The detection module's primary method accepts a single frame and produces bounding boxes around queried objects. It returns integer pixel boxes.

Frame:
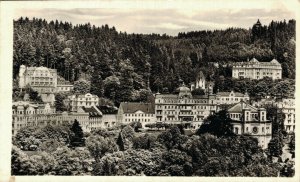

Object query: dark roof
[82,106,102,117]
[228,102,258,113]
[217,91,245,97]
[196,71,205,79]
[120,102,155,114]
[57,75,72,85]
[156,94,178,99]
[97,105,118,114]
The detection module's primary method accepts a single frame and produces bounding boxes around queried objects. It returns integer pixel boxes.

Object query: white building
[276,98,295,134]
[232,58,282,80]
[12,101,119,136]
[117,102,156,128]
[216,91,249,105]
[67,93,99,112]
[19,65,57,93]
[155,84,218,129]
[228,102,272,149]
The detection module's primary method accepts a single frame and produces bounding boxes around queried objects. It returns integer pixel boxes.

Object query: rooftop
[119,102,155,114]
[228,101,258,113]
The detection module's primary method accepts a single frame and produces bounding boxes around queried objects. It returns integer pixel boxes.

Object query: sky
[12,0,297,36]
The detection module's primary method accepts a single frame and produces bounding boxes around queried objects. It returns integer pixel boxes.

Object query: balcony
[178,112,193,117]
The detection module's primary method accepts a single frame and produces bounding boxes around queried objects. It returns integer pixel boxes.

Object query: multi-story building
[155,84,218,129]
[18,65,73,94]
[228,102,272,149]
[19,65,58,93]
[252,97,295,134]
[12,101,119,136]
[67,93,99,112]
[276,98,295,134]
[216,91,249,105]
[232,58,282,80]
[117,102,156,128]
[57,75,74,92]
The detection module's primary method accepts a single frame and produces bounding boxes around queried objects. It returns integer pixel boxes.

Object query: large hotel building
[154,84,218,129]
[232,58,282,80]
[18,65,73,94]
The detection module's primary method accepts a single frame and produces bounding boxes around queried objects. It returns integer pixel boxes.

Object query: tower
[18,65,26,89]
[195,71,206,90]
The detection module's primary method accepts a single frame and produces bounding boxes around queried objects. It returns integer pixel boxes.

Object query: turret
[19,65,26,89]
[258,108,266,121]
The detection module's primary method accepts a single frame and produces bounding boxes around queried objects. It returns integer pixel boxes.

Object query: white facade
[118,102,156,128]
[276,98,295,134]
[19,65,57,93]
[11,102,118,136]
[232,58,282,80]
[68,93,99,112]
[216,91,249,105]
[155,85,218,129]
[228,102,272,149]
[18,65,73,95]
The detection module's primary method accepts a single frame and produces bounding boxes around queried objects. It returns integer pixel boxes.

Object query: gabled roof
[156,94,178,99]
[119,102,155,114]
[249,58,259,63]
[270,59,280,65]
[217,91,245,97]
[82,106,102,117]
[12,101,38,109]
[196,71,205,79]
[57,75,72,85]
[228,101,258,113]
[97,105,118,114]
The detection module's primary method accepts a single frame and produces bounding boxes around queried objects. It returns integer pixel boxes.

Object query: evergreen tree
[116,132,125,151]
[70,119,85,147]
[196,110,235,137]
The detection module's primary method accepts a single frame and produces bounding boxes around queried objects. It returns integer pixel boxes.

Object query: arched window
[235,127,239,134]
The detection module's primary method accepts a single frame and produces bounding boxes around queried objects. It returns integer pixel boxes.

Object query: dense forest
[13,17,296,105]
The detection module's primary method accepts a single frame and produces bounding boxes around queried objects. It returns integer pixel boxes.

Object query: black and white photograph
[0,0,299,181]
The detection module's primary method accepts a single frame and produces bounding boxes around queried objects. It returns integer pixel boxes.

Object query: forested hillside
[13,17,295,105]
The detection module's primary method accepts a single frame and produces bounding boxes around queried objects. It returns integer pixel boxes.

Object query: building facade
[216,91,249,105]
[155,84,218,129]
[277,98,295,134]
[18,65,73,94]
[117,102,156,128]
[228,102,272,149]
[12,101,119,136]
[252,97,295,134]
[19,65,58,93]
[67,93,99,112]
[232,58,282,80]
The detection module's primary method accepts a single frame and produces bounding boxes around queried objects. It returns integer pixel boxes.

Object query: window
[252,127,258,134]
[235,127,239,134]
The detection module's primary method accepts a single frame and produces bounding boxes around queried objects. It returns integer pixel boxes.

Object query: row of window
[163,117,204,121]
[124,113,153,117]
[218,97,246,101]
[234,126,270,134]
[156,105,212,109]
[157,99,209,104]
[125,118,151,122]
[12,110,55,115]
